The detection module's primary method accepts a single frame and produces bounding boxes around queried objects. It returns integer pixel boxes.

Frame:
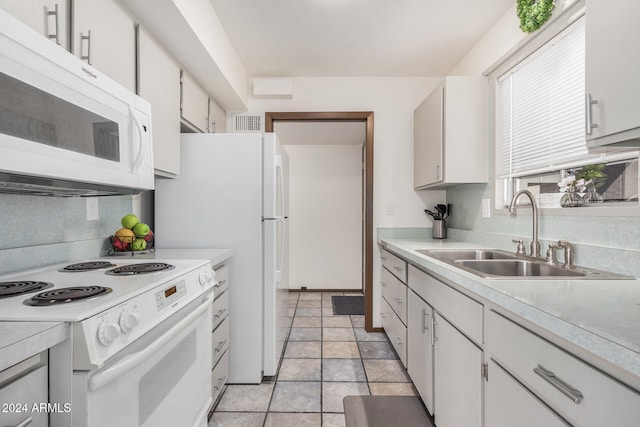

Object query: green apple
[133,222,150,237]
[121,214,139,229]
[131,238,147,251]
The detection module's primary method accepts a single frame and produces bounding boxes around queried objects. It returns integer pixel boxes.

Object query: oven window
[0,71,120,161]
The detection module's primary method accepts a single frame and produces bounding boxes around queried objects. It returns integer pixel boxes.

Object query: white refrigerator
[154,133,290,384]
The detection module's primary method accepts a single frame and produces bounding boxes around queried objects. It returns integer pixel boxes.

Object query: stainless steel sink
[416,249,516,261]
[416,248,632,280]
[455,259,585,278]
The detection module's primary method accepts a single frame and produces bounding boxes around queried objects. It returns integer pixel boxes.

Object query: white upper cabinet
[137,26,181,177]
[0,0,70,50]
[181,70,210,133]
[414,76,488,189]
[585,1,640,149]
[71,0,136,92]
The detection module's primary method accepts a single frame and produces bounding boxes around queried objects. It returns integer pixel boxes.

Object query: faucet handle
[546,244,560,264]
[512,239,526,255]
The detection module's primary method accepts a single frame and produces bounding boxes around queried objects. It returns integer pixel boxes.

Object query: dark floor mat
[331,295,364,315]
[344,396,433,427]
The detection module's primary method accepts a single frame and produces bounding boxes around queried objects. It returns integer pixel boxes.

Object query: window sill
[494,203,640,217]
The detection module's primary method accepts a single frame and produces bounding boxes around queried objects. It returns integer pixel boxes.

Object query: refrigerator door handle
[275,155,285,218]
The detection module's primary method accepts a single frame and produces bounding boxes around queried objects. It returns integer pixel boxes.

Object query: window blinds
[498,16,588,179]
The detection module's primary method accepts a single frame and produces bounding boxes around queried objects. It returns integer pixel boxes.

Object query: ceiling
[209,0,514,77]
[274,121,366,145]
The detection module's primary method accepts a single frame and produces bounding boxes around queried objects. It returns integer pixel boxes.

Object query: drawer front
[211,350,229,407]
[409,265,483,344]
[211,289,229,331]
[381,298,407,367]
[212,317,230,367]
[381,267,407,324]
[0,364,49,427]
[381,249,407,283]
[487,310,640,427]
[213,265,229,297]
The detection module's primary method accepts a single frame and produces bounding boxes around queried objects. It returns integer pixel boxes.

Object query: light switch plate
[386,203,395,215]
[482,198,491,218]
[86,198,99,221]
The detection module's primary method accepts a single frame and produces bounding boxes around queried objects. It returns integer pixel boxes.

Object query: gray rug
[332,295,365,315]
[344,396,433,427]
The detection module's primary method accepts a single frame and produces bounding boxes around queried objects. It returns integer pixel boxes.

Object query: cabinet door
[181,70,210,133]
[485,359,569,427]
[414,82,443,188]
[137,26,181,177]
[72,0,136,92]
[407,290,434,415]
[434,313,482,427]
[0,0,70,50]
[208,97,227,133]
[585,1,640,142]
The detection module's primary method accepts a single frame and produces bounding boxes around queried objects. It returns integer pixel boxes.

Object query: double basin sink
[416,249,630,280]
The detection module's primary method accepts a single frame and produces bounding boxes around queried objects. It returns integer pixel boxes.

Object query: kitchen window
[493,10,639,209]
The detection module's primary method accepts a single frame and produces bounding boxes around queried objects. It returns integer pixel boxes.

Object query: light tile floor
[209,292,417,427]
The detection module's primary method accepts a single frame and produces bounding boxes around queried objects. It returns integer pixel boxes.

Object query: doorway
[265,112,377,332]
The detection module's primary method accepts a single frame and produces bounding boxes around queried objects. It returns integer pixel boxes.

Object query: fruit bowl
[107,231,155,256]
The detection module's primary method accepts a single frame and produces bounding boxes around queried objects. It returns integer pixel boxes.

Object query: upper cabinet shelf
[585,0,640,150]
[414,76,488,190]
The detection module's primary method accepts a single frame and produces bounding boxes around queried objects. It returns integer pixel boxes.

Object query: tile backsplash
[0,194,133,274]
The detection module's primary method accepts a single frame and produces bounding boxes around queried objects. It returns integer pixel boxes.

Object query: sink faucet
[508,190,541,258]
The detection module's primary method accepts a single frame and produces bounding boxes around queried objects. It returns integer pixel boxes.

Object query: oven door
[73,293,213,427]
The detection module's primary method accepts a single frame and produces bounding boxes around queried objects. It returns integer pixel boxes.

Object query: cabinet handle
[214,339,228,353]
[380,281,387,287]
[392,266,403,272]
[214,279,227,289]
[434,164,441,180]
[47,4,61,45]
[14,417,33,427]
[393,336,403,346]
[214,376,226,391]
[380,312,387,319]
[431,316,437,346]
[533,365,583,404]
[393,297,403,304]
[214,308,227,319]
[585,93,599,135]
[422,309,429,333]
[80,30,93,65]
[380,256,387,261]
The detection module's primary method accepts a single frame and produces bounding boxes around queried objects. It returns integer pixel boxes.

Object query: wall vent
[233,114,263,133]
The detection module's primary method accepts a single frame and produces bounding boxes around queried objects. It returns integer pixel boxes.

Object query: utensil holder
[432,220,447,239]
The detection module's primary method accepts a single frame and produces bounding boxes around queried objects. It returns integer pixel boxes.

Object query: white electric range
[0,257,216,427]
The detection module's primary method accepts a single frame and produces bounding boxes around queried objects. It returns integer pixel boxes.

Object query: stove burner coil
[0,281,54,298]
[105,262,175,276]
[23,286,113,306]
[61,261,117,272]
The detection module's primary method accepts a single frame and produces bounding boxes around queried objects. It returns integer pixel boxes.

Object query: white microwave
[0,9,153,196]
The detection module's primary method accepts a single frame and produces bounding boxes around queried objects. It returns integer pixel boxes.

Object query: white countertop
[0,321,70,371]
[379,236,640,390]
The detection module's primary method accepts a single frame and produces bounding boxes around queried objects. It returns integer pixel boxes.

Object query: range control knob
[97,320,121,346]
[119,311,141,333]
[198,268,214,287]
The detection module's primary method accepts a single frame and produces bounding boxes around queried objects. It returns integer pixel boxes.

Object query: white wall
[286,144,362,290]
[247,77,446,326]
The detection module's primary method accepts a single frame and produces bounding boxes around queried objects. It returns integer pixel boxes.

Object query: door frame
[265,111,378,332]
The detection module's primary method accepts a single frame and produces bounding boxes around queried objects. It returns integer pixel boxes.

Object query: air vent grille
[233,114,262,132]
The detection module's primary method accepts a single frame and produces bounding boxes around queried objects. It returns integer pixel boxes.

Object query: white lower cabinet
[434,313,483,427]
[407,289,434,415]
[210,264,229,411]
[381,298,407,367]
[486,309,640,427]
[0,353,49,427]
[486,358,569,427]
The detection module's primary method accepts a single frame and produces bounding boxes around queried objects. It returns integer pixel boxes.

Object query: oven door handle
[88,293,213,392]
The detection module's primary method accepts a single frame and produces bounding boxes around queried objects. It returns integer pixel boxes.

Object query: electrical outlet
[482,198,491,218]
[86,198,99,221]
[386,203,395,215]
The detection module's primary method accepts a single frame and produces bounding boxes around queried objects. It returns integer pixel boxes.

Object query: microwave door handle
[129,106,145,173]
[88,293,213,391]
